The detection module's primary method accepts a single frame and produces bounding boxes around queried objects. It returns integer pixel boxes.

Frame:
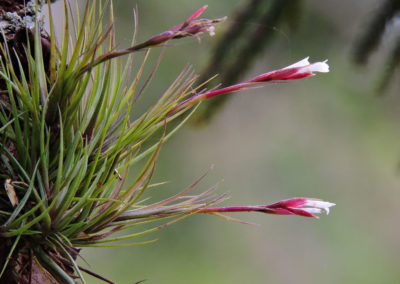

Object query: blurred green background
[51,0,400,283]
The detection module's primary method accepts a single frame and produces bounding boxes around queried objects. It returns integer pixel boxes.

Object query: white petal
[207,26,215,36]
[305,199,336,208]
[305,200,336,214]
[283,57,310,69]
[309,60,329,73]
[302,208,323,214]
[297,61,329,74]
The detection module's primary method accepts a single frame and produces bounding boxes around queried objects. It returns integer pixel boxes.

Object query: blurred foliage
[353,0,400,93]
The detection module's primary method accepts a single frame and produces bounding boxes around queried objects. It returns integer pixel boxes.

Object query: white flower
[284,57,330,74]
[301,208,324,215]
[304,199,336,215]
[207,25,215,36]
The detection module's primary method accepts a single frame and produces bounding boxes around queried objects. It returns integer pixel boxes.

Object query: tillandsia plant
[0,1,334,283]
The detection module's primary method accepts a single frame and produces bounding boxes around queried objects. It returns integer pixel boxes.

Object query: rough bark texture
[0,0,26,13]
[0,0,51,92]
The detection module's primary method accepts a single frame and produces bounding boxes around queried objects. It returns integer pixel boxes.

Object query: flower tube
[200,198,336,218]
[169,58,330,114]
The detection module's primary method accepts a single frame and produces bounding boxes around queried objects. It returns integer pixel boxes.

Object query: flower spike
[182,5,209,28]
[200,198,336,219]
[80,6,226,73]
[252,57,329,81]
[169,58,330,114]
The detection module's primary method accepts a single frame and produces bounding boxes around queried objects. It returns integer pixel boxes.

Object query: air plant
[0,1,333,283]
